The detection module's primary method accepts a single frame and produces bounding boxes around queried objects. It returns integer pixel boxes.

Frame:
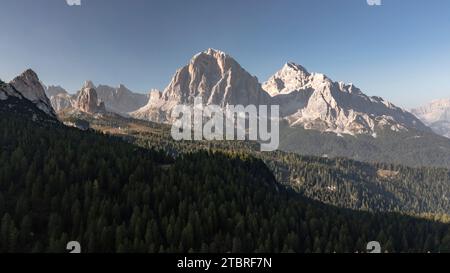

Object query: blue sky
[0,0,449,108]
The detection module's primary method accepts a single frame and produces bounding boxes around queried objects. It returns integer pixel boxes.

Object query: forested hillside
[1,114,450,253]
[279,123,450,168]
[63,113,450,216]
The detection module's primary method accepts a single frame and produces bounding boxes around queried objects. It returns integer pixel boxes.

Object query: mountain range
[127,49,450,168]
[44,81,148,115]
[131,49,428,138]
[3,49,450,168]
[38,48,441,141]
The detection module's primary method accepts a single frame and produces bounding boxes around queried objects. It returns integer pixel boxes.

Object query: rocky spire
[9,69,56,118]
[76,84,106,113]
[263,62,311,96]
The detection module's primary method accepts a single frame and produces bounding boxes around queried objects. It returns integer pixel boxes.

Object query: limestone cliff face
[1,69,58,122]
[131,49,271,122]
[9,69,56,118]
[45,85,75,112]
[50,93,74,112]
[263,63,311,96]
[95,84,148,114]
[76,82,106,114]
[265,63,429,135]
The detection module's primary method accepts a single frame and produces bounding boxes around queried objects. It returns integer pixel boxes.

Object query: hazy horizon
[1,0,450,108]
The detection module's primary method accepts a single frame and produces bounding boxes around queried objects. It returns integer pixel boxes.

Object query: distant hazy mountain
[45,85,75,112]
[46,85,68,98]
[96,84,148,114]
[411,99,450,138]
[45,81,147,115]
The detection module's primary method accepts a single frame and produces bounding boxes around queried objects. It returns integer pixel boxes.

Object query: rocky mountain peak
[83,80,96,89]
[46,85,68,97]
[76,85,105,114]
[196,48,228,60]
[186,48,238,83]
[18,69,40,82]
[147,49,268,112]
[263,62,311,96]
[148,89,161,102]
[118,84,128,91]
[264,63,429,135]
[132,49,272,122]
[284,62,310,74]
[95,84,147,114]
[9,69,56,117]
